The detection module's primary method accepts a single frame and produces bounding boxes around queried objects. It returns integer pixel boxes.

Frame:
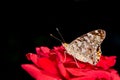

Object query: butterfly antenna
[50,34,62,43]
[56,27,66,43]
[55,28,67,62]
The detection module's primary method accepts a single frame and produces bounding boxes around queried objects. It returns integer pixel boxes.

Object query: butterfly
[50,28,106,65]
[62,29,106,65]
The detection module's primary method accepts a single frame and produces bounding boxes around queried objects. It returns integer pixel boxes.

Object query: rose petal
[21,64,60,80]
[66,68,90,76]
[84,70,111,80]
[89,70,111,79]
[69,77,94,80]
[109,69,120,80]
[36,46,50,57]
[36,47,43,55]
[40,46,50,53]
[55,51,75,63]
[58,62,70,79]
[53,46,65,51]
[97,56,116,69]
[64,62,77,68]
[21,64,43,79]
[55,51,64,62]
[36,75,60,80]
[67,68,112,79]
[26,53,38,65]
[37,57,59,76]
[53,46,74,62]
[69,69,120,80]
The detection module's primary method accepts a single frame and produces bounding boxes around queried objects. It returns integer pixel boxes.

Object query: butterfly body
[62,29,106,65]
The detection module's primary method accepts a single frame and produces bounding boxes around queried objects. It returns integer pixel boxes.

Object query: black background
[1,0,120,80]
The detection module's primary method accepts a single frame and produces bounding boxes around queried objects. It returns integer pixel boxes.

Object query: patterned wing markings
[62,29,106,65]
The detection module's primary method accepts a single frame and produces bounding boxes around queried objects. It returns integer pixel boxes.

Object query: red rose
[21,46,120,80]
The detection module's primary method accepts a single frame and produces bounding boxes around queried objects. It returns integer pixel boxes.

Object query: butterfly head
[62,43,68,48]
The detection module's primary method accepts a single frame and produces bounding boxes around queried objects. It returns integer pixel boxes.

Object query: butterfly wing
[63,29,106,65]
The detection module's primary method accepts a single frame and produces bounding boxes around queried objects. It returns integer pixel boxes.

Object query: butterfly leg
[63,51,67,62]
[73,57,80,68]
